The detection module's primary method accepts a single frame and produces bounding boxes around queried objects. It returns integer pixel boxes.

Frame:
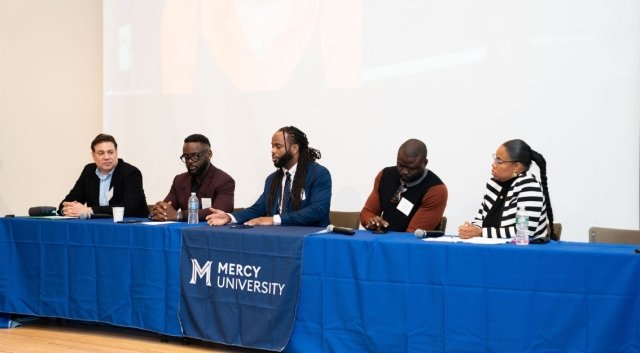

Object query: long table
[1,218,639,352]
[289,232,640,352]
[0,217,186,335]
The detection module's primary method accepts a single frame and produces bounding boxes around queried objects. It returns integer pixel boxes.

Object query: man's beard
[273,150,293,169]
[188,161,209,177]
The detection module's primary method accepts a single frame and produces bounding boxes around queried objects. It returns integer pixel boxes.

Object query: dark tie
[281,172,292,214]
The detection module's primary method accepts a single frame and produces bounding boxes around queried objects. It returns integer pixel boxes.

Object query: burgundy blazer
[163,164,235,219]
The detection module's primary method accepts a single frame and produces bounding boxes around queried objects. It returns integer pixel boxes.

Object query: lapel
[109,160,121,197]
[180,164,215,200]
[198,164,215,195]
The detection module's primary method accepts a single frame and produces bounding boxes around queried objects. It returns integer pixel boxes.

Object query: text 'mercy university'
[189,259,286,296]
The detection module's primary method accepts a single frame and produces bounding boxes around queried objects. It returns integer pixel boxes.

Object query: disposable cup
[112,207,125,222]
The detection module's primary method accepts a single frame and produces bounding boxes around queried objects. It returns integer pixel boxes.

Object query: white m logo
[189,259,212,287]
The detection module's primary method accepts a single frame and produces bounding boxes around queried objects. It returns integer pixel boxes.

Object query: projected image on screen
[104,0,640,241]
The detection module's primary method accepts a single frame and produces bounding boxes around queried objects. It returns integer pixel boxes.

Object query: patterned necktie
[281,172,292,214]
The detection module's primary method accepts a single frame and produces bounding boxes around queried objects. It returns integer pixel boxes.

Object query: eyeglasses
[390,183,408,204]
[492,154,517,165]
[179,150,209,163]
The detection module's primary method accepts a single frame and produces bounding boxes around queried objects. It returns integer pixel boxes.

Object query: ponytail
[531,149,556,240]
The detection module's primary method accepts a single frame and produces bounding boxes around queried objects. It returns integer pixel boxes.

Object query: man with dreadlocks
[206,126,332,227]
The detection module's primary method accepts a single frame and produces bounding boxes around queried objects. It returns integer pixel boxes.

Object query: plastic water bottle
[515,207,529,245]
[187,192,199,224]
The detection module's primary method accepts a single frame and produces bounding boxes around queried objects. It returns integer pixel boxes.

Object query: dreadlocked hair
[266,126,321,215]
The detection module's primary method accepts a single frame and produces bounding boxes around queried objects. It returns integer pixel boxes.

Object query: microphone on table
[414,229,444,239]
[327,224,355,236]
[79,213,91,220]
[28,206,57,217]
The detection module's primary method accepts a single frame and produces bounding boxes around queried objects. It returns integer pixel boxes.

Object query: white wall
[0,0,102,216]
[103,0,639,242]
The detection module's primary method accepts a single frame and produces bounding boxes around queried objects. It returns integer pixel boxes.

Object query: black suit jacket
[59,158,149,217]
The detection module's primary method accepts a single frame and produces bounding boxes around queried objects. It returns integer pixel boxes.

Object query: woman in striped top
[458,139,556,243]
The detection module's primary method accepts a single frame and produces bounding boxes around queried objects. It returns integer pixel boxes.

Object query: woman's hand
[458,222,482,239]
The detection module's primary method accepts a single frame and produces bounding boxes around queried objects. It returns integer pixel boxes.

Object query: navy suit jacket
[164,164,235,219]
[59,159,149,217]
[234,162,331,227]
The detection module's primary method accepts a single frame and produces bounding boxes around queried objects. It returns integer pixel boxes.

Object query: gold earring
[512,171,518,177]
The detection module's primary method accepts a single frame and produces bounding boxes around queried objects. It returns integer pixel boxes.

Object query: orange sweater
[360,170,448,232]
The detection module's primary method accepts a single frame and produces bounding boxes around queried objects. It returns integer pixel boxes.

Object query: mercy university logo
[189,258,213,286]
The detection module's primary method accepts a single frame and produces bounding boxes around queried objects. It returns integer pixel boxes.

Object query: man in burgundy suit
[149,134,235,221]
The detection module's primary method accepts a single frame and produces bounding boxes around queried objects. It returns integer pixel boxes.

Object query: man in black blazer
[59,134,149,217]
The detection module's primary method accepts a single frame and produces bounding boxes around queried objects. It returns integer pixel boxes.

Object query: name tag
[396,197,414,216]
[201,198,212,209]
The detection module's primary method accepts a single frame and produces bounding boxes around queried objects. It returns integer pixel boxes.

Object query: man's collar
[95,166,115,179]
[282,163,298,175]
[405,168,429,188]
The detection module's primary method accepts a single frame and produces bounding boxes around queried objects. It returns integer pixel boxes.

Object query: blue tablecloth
[2,218,640,352]
[180,225,320,351]
[0,217,187,336]
[286,232,640,353]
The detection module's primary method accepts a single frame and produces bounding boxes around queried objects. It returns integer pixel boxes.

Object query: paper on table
[142,221,178,225]
[423,236,511,245]
[423,236,457,243]
[463,237,511,245]
[33,215,77,220]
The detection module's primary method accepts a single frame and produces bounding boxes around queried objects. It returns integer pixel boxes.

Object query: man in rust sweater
[360,139,448,233]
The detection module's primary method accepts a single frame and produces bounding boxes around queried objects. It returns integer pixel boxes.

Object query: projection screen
[104,0,640,241]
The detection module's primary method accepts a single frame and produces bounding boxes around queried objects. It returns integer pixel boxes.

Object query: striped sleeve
[513,176,548,241]
[471,180,499,228]
[472,174,548,240]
